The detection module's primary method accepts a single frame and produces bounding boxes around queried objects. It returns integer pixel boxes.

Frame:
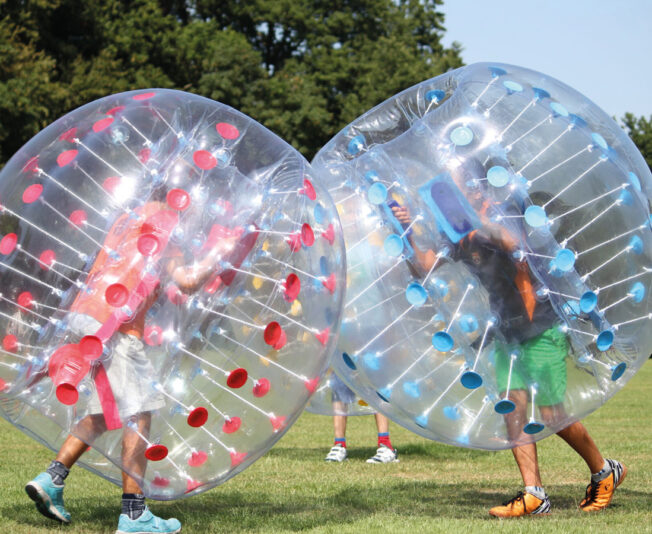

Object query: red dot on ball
[106,106,125,116]
[187,450,208,467]
[144,325,163,346]
[216,122,240,140]
[187,407,208,427]
[302,179,316,200]
[226,368,248,389]
[301,223,315,246]
[58,128,77,142]
[166,188,191,211]
[17,291,34,309]
[138,148,151,163]
[92,116,114,133]
[133,92,156,101]
[145,444,168,461]
[263,322,282,346]
[193,150,217,170]
[137,234,160,256]
[79,335,103,361]
[222,416,241,434]
[0,233,18,255]
[22,156,40,172]
[105,283,129,307]
[103,176,121,193]
[57,149,78,167]
[56,384,79,405]
[283,273,301,302]
[22,184,43,204]
[39,250,56,269]
[69,210,87,226]
[253,378,270,397]
[2,334,18,352]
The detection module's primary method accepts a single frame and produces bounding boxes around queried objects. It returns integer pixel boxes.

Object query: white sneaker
[366,445,399,463]
[325,444,347,462]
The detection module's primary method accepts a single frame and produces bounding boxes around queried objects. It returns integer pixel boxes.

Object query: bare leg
[556,421,604,474]
[56,414,107,468]
[333,414,347,439]
[501,389,542,487]
[122,413,151,493]
[374,413,389,433]
[537,404,604,474]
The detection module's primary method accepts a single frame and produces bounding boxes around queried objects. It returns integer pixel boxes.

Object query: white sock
[591,460,611,482]
[525,485,546,500]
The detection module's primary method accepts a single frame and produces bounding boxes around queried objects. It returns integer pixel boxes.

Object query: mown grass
[1,363,650,533]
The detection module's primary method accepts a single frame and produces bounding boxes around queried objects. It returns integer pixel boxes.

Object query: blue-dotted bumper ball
[311,63,651,450]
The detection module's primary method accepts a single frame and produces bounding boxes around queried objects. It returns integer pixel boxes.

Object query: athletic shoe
[25,472,71,523]
[580,459,627,512]
[489,491,551,518]
[325,444,347,462]
[116,507,181,533]
[366,445,399,464]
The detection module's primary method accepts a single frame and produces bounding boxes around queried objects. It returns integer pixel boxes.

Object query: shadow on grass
[3,481,647,532]
[267,443,491,462]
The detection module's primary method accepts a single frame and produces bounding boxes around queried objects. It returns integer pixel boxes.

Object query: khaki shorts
[68,313,165,418]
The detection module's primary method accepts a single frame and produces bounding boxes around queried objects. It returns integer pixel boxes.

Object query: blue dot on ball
[460,370,483,389]
[555,248,576,272]
[384,234,404,257]
[579,291,598,313]
[402,381,421,398]
[443,405,461,421]
[495,399,515,414]
[487,166,510,188]
[367,182,388,205]
[405,282,428,307]
[459,314,478,333]
[342,352,357,370]
[347,134,365,155]
[523,421,545,434]
[611,362,627,381]
[630,282,645,303]
[596,330,614,352]
[432,331,454,352]
[524,205,548,228]
[450,126,474,146]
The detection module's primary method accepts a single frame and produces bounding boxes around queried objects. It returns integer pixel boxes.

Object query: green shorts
[494,327,568,407]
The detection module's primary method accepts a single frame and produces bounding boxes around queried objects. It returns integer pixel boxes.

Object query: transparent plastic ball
[305,367,375,416]
[312,63,651,450]
[0,89,345,498]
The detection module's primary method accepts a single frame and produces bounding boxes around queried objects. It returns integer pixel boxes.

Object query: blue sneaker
[116,507,181,533]
[25,472,71,523]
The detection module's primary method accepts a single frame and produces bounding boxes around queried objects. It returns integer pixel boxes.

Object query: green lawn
[1,363,650,533]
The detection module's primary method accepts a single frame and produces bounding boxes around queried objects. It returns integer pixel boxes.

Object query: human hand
[391,205,411,225]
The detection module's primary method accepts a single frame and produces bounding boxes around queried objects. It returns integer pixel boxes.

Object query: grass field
[0,363,650,533]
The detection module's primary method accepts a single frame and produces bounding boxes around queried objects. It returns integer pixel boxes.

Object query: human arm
[167,229,240,291]
[391,205,440,271]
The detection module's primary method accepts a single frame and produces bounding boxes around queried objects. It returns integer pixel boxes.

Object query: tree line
[0,0,649,168]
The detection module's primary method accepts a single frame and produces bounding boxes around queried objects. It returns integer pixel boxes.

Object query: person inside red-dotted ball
[25,197,243,533]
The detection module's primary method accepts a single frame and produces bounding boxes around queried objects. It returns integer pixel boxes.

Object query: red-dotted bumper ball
[0,89,345,498]
[311,63,652,450]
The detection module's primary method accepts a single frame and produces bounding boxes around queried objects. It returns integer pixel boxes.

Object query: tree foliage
[622,113,652,172]
[0,0,462,161]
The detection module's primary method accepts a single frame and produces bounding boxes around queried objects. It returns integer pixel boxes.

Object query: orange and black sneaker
[489,491,551,518]
[580,459,627,512]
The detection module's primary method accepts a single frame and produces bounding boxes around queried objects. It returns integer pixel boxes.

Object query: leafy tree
[186,0,463,155]
[0,9,66,163]
[622,113,652,172]
[0,0,462,162]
